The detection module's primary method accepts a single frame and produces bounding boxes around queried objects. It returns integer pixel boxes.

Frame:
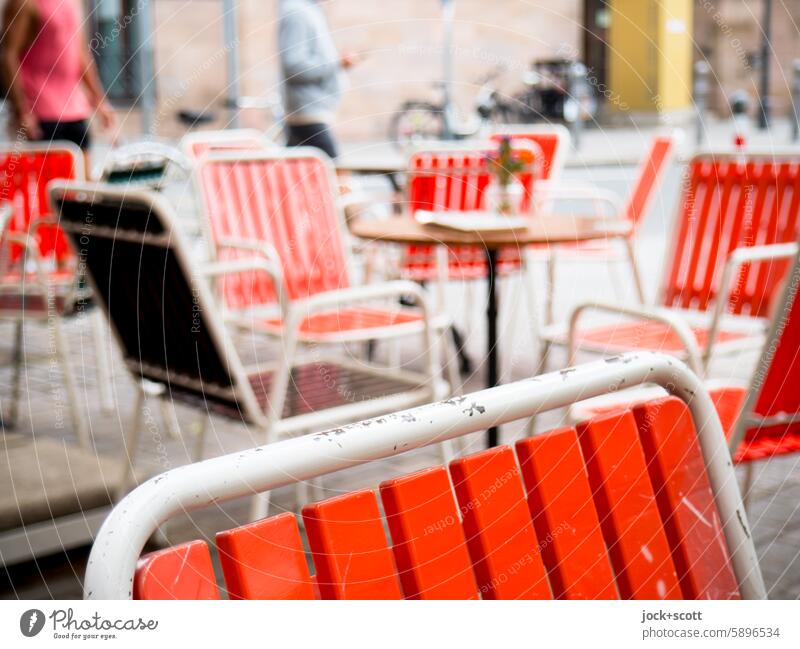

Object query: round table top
[349,215,631,248]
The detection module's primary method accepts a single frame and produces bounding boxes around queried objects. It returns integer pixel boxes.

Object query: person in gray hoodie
[278,0,356,158]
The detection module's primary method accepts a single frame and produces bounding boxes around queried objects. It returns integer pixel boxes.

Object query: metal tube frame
[84,351,765,600]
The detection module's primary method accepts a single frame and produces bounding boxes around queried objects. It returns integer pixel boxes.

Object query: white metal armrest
[200,256,289,320]
[0,231,53,300]
[567,301,703,374]
[285,280,437,331]
[705,242,800,365]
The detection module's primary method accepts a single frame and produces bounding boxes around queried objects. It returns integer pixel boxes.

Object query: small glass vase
[485,178,524,216]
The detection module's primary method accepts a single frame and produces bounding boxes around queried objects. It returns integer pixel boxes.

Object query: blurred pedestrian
[1,0,116,150]
[278,0,358,159]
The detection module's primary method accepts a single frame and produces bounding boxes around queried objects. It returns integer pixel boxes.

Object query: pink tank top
[20,0,92,121]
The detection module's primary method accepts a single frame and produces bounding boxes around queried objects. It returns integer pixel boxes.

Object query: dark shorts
[286,122,338,159]
[37,119,91,150]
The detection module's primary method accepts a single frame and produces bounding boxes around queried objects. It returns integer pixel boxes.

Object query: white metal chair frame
[95,140,192,189]
[533,131,677,319]
[193,148,461,397]
[83,351,765,600]
[0,142,113,445]
[50,181,451,519]
[543,151,800,378]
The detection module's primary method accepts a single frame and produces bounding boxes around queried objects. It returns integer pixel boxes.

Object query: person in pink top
[1,0,115,149]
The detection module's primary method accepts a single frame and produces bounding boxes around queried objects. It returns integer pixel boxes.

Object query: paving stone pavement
[2,162,799,599]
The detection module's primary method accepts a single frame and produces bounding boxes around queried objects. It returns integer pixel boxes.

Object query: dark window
[85,0,147,104]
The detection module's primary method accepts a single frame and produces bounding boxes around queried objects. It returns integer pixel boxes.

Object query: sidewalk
[337,117,800,172]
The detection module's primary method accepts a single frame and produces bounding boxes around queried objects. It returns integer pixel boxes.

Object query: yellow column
[607,0,693,116]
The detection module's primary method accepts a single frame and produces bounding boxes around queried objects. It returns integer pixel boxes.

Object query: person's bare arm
[1,0,40,137]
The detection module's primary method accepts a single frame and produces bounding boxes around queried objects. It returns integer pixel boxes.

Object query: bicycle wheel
[389,102,445,149]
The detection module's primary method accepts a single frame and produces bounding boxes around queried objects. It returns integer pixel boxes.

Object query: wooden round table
[350,215,632,447]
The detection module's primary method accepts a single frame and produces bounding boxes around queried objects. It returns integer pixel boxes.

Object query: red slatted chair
[570,243,800,509]
[542,152,800,376]
[194,149,459,396]
[84,352,764,600]
[534,134,675,309]
[0,143,111,444]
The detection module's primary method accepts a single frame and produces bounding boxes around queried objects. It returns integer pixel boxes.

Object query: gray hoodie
[278,0,343,125]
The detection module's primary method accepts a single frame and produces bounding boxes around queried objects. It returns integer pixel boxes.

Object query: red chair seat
[261,306,425,340]
[0,269,76,287]
[570,320,750,355]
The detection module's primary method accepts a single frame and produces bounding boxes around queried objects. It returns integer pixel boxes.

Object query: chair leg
[118,387,146,499]
[522,253,543,363]
[304,473,325,504]
[545,250,558,326]
[3,320,24,429]
[500,274,524,383]
[192,416,209,463]
[52,317,90,448]
[608,257,626,304]
[439,438,457,463]
[91,309,115,413]
[250,490,272,521]
[158,397,182,441]
[295,478,310,510]
[624,237,646,304]
[442,325,463,397]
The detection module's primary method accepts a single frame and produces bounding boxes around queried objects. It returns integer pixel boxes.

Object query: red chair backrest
[407,146,537,215]
[196,152,350,310]
[622,134,674,229]
[0,144,82,263]
[732,252,800,460]
[660,154,800,317]
[402,145,538,279]
[133,397,741,600]
[187,139,265,161]
[489,129,566,182]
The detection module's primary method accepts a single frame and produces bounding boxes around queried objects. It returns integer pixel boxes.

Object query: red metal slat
[735,162,775,315]
[302,489,402,600]
[746,266,800,453]
[515,428,618,599]
[216,512,315,600]
[623,136,674,230]
[631,398,740,599]
[697,166,740,312]
[576,410,681,599]
[133,540,220,600]
[380,466,479,599]
[1,148,78,263]
[449,446,552,599]
[685,164,723,310]
[740,163,796,316]
[661,160,704,308]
